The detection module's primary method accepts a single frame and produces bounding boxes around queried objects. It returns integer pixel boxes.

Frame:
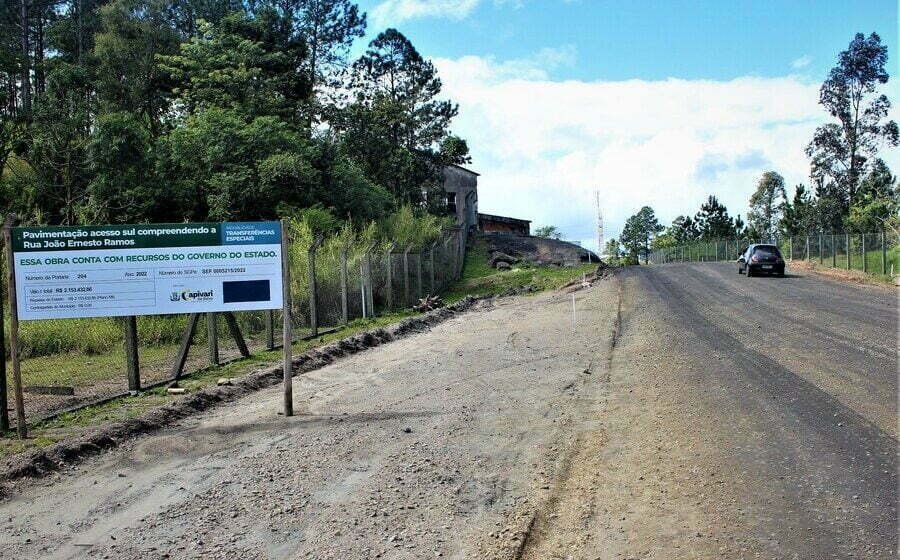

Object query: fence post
[818,234,823,265]
[339,243,349,325]
[309,236,323,337]
[206,313,219,366]
[429,242,437,295]
[2,214,25,439]
[805,235,810,260]
[385,244,395,310]
[359,259,367,318]
[846,233,851,270]
[265,310,275,350]
[365,243,375,315]
[862,234,867,273]
[415,249,423,300]
[402,244,412,306]
[281,219,293,417]
[882,231,888,275]
[442,235,452,289]
[0,241,7,432]
[125,316,140,393]
[831,233,836,268]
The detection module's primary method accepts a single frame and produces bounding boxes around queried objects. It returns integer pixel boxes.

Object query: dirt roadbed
[0,264,895,559]
[0,281,620,559]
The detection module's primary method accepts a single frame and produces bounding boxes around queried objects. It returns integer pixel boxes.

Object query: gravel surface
[0,281,619,560]
[0,263,895,559]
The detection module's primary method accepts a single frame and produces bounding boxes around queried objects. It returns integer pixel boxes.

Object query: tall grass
[3,207,455,360]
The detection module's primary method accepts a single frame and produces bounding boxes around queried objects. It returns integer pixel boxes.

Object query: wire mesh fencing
[1,225,464,431]
[649,231,900,278]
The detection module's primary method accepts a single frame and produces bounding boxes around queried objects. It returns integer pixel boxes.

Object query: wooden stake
[402,245,411,306]
[308,236,323,338]
[170,313,201,380]
[223,312,250,358]
[0,234,8,433]
[339,243,349,325]
[384,244,395,311]
[124,316,140,392]
[206,312,219,366]
[281,220,293,417]
[265,310,275,350]
[3,214,25,438]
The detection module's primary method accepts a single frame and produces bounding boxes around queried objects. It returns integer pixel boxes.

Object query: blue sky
[355,0,899,249]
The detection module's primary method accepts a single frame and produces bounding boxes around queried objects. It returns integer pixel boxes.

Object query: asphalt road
[613,262,897,558]
[0,263,896,559]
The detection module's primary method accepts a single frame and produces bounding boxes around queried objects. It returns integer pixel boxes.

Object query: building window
[446,192,457,214]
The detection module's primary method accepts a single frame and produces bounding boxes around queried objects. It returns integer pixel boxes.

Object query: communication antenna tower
[595,189,604,255]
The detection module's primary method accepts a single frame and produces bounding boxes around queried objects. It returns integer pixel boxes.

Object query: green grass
[445,238,599,301]
[0,240,593,459]
[0,311,416,458]
[786,244,899,280]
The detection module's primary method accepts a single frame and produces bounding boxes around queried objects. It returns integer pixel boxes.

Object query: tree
[25,61,93,224]
[747,171,786,240]
[779,184,815,236]
[341,28,460,204]
[604,237,625,266]
[694,195,733,239]
[620,206,663,264]
[160,108,323,221]
[158,10,309,124]
[86,111,164,223]
[439,135,471,165]
[806,32,899,204]
[732,214,746,237]
[292,0,366,125]
[651,231,677,249]
[846,159,898,232]
[93,0,180,135]
[604,237,621,258]
[534,225,561,239]
[669,215,698,243]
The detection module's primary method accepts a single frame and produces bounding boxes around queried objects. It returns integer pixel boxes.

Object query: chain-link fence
[648,231,900,278]
[1,225,464,431]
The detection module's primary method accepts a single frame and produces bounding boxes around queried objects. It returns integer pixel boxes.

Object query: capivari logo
[170,289,214,302]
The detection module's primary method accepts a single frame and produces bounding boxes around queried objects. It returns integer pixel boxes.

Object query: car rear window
[753,246,782,258]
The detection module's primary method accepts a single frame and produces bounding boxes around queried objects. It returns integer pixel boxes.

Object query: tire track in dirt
[495,275,624,560]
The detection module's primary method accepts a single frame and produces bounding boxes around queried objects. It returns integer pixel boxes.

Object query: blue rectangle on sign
[220,222,281,245]
[223,280,271,303]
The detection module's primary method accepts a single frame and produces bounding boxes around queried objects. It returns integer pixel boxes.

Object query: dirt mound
[483,233,601,268]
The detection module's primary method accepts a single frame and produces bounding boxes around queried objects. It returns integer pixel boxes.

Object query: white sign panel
[11,222,284,320]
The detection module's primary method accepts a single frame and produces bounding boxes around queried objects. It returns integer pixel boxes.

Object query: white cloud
[434,52,900,250]
[372,0,481,26]
[791,55,812,69]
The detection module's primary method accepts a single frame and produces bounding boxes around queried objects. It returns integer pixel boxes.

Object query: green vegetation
[638,34,897,270]
[1,310,414,459]
[0,1,470,226]
[2,235,597,459]
[445,239,597,301]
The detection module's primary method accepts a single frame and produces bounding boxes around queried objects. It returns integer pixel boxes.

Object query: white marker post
[571,293,577,334]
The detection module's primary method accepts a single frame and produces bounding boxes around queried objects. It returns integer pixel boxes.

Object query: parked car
[737,244,785,277]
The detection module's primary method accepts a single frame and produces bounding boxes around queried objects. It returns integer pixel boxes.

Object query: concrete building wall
[442,165,479,232]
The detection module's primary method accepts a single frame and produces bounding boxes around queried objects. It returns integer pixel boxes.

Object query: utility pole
[595,189,604,257]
